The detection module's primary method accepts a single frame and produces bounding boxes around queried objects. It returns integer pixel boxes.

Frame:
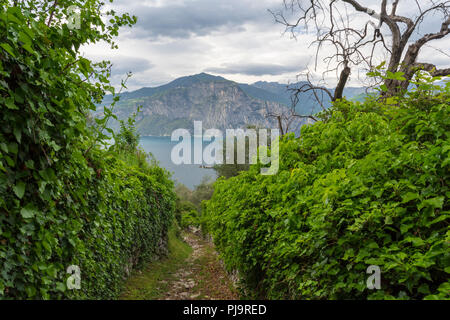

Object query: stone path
[162,232,238,300]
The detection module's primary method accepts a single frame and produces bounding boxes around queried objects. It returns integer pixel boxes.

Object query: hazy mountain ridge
[99,73,365,136]
[252,81,368,112]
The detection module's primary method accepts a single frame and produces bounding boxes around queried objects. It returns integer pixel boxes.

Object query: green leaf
[401,192,419,203]
[0,43,16,58]
[400,224,413,234]
[22,43,34,55]
[25,286,37,298]
[0,142,8,153]
[417,284,430,294]
[441,157,450,168]
[404,236,425,247]
[56,282,66,292]
[425,214,449,227]
[13,127,21,143]
[6,11,22,24]
[20,203,37,219]
[4,155,14,167]
[13,181,26,199]
[25,160,34,169]
[419,197,444,210]
[376,61,386,69]
[8,142,18,154]
[5,97,18,110]
[18,31,32,46]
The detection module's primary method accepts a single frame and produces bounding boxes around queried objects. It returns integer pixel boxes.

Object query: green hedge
[0,4,175,299]
[0,136,175,299]
[204,83,450,299]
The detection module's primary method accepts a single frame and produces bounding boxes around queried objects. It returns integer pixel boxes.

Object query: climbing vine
[0,1,175,299]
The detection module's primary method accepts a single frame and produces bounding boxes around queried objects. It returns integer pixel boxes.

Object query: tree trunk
[333,65,351,101]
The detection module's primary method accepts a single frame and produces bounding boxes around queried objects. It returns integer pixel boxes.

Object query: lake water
[139,136,217,189]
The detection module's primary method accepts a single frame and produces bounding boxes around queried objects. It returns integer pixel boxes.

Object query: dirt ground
[121,231,238,300]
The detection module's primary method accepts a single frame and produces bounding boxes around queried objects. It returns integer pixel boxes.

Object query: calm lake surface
[139,136,217,189]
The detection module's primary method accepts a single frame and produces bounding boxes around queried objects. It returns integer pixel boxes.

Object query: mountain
[252,81,293,102]
[98,73,365,136]
[252,81,367,113]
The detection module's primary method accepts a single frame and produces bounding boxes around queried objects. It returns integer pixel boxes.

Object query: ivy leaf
[56,282,66,292]
[384,216,393,225]
[20,203,37,219]
[13,181,26,199]
[8,142,18,154]
[0,142,8,153]
[5,97,18,110]
[13,127,22,143]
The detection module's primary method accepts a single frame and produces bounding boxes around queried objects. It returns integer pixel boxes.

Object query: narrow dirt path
[121,231,238,300]
[163,232,238,300]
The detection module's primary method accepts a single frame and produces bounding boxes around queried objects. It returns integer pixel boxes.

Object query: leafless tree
[267,107,315,135]
[266,72,325,134]
[271,0,450,101]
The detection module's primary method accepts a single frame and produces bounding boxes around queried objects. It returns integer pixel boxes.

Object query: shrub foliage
[204,81,450,300]
[0,2,175,299]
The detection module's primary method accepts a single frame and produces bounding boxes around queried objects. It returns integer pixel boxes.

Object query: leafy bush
[174,177,215,231]
[204,81,450,300]
[0,2,175,299]
[175,200,197,227]
[180,209,200,230]
[174,195,203,230]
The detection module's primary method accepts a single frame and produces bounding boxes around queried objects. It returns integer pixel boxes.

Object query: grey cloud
[108,56,154,76]
[89,55,154,89]
[205,62,302,76]
[116,0,276,39]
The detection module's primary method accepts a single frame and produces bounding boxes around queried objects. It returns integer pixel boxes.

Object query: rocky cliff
[99,73,366,136]
[104,73,303,136]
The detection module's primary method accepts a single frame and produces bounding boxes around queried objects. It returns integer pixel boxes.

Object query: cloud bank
[82,0,450,91]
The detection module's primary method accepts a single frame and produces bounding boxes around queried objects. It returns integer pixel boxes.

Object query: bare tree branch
[272,0,450,99]
[47,0,58,27]
[413,62,450,77]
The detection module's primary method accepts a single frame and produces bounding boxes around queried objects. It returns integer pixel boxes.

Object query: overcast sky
[82,0,450,91]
